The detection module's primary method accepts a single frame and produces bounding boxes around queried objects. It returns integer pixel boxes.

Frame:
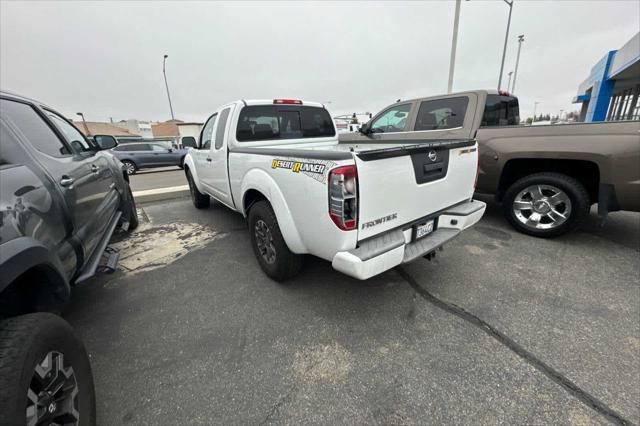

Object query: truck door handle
[206,157,212,162]
[60,176,74,186]
[91,164,99,173]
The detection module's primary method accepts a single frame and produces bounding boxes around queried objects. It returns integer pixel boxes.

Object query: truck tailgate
[354,140,478,241]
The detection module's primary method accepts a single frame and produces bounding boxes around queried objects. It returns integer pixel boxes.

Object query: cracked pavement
[64,195,640,425]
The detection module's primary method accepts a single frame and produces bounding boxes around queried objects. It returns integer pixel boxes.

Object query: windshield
[236,105,335,142]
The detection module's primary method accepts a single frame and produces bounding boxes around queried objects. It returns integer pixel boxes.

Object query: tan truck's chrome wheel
[513,184,572,230]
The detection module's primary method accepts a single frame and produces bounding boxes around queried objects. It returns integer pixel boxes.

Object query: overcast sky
[1,1,638,123]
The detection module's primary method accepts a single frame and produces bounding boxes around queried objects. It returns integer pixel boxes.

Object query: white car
[183,99,485,281]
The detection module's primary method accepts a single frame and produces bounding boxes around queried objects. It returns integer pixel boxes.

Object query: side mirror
[168,148,173,153]
[359,123,371,135]
[181,136,197,149]
[93,135,118,150]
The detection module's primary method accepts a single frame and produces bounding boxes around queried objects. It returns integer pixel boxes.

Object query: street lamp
[497,0,514,91]
[76,112,90,136]
[511,34,525,94]
[506,71,514,93]
[447,0,462,94]
[162,54,175,121]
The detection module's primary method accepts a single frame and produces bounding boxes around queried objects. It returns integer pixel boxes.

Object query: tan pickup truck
[340,90,640,237]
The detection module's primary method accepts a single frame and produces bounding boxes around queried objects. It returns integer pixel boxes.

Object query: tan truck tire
[503,172,590,238]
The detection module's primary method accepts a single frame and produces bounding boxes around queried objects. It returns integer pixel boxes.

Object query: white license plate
[415,219,435,240]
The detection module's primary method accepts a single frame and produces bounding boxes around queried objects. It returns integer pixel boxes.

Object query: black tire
[248,200,303,282]
[502,172,590,238]
[122,160,136,175]
[124,182,139,231]
[186,169,210,209]
[178,156,186,169]
[0,313,96,426]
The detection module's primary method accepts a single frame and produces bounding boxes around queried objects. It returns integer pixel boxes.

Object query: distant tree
[526,117,533,125]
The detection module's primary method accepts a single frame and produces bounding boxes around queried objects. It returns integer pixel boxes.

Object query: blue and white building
[573,32,640,122]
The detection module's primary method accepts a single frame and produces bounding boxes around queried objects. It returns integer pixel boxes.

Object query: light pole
[533,101,540,122]
[497,0,514,91]
[447,0,462,94]
[162,54,175,121]
[76,112,90,136]
[511,34,525,94]
[506,71,513,93]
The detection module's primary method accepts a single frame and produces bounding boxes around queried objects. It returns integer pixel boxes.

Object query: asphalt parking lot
[64,194,639,425]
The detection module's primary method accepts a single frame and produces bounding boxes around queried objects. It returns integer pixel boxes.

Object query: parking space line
[395,266,634,426]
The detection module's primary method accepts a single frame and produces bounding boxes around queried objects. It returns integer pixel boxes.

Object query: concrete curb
[133,185,190,204]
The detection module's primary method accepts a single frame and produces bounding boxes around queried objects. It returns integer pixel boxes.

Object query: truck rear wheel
[186,169,210,209]
[0,313,96,426]
[248,200,303,282]
[503,172,590,238]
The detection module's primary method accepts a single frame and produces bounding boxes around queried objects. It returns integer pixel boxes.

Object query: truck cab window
[236,105,335,142]
[0,99,71,157]
[214,108,231,149]
[481,95,520,126]
[414,97,468,131]
[200,114,217,149]
[370,104,411,133]
[45,111,94,154]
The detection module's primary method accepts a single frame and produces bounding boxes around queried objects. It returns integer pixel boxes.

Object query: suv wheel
[0,313,96,426]
[122,160,136,175]
[248,200,303,281]
[186,169,210,209]
[503,172,590,238]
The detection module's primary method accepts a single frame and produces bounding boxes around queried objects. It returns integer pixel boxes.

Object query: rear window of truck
[236,105,335,142]
[482,95,520,126]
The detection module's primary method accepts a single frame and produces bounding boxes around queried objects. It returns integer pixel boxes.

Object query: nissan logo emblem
[428,150,437,162]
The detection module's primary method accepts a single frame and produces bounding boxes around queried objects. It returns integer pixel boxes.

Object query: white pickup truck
[183,99,486,281]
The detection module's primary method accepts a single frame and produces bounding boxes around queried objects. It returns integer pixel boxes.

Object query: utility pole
[447,0,462,94]
[497,0,514,91]
[76,112,90,136]
[162,54,175,120]
[511,34,525,94]
[533,101,540,122]
[506,71,513,93]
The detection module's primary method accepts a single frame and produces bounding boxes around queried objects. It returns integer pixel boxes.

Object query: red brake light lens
[273,99,302,105]
[498,90,511,96]
[328,165,358,231]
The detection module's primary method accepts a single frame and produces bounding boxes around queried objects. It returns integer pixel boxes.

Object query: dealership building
[573,32,640,122]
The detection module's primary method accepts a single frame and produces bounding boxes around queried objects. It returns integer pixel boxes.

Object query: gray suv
[111,142,187,175]
[1,90,138,425]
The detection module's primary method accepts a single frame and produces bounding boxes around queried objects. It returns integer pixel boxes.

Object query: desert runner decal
[270,158,337,184]
[272,159,326,174]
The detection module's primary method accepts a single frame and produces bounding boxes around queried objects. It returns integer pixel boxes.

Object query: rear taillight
[328,165,358,231]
